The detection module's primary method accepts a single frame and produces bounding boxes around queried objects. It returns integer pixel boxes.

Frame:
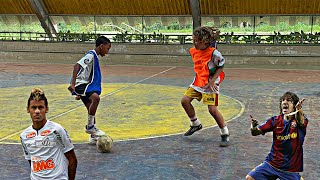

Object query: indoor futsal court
[0,60,320,179]
[1,0,320,179]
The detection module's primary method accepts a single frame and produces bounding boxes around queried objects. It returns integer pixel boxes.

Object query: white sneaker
[89,134,98,145]
[85,125,106,136]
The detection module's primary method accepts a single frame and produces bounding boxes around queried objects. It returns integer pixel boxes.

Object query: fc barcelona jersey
[258,114,308,172]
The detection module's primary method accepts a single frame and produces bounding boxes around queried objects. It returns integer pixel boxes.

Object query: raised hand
[250,115,259,128]
[295,98,305,111]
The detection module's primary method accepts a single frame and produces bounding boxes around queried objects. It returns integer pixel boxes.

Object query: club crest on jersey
[26,132,36,138]
[35,137,56,147]
[84,58,89,64]
[291,120,297,128]
[40,130,51,136]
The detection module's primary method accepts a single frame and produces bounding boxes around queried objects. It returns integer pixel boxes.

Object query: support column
[29,0,57,38]
[189,0,201,30]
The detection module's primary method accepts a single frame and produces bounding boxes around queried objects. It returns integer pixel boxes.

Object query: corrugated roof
[0,0,319,15]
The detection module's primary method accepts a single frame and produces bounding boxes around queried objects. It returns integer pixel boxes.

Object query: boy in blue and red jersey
[246,92,308,180]
[209,27,220,49]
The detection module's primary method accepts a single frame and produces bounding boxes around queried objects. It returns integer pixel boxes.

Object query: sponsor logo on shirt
[84,58,89,64]
[207,98,215,101]
[32,158,55,173]
[276,132,297,140]
[40,130,51,136]
[26,132,36,138]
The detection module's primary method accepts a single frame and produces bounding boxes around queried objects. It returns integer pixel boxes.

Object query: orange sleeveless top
[189,47,215,87]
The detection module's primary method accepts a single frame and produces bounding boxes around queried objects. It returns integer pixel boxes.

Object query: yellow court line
[0,67,177,143]
[0,91,245,145]
[109,94,245,143]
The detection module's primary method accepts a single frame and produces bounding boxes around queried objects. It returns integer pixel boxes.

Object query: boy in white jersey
[20,88,77,180]
[68,36,111,144]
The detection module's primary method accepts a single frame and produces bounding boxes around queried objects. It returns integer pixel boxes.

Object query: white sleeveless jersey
[20,120,74,180]
[75,50,96,86]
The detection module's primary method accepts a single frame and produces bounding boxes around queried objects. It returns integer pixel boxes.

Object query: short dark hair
[27,88,48,108]
[279,91,299,113]
[96,36,111,47]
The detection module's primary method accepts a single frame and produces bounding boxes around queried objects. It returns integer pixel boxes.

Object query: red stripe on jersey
[259,115,307,172]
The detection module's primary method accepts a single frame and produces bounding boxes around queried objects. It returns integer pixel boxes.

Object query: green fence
[1,31,319,44]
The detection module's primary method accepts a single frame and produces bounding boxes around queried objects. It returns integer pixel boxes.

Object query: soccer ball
[96,135,113,153]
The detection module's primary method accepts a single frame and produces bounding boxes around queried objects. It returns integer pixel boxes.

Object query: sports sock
[190,117,201,126]
[87,115,95,127]
[220,125,229,135]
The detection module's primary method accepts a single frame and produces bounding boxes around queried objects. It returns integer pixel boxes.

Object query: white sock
[88,115,95,127]
[190,117,201,126]
[220,125,229,135]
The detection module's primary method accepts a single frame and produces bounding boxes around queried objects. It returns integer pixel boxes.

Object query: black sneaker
[184,124,203,136]
[220,134,230,147]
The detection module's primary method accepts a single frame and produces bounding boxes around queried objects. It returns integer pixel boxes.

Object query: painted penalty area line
[0,66,176,142]
[113,94,246,143]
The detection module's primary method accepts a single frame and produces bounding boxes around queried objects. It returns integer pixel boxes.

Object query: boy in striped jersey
[246,92,307,180]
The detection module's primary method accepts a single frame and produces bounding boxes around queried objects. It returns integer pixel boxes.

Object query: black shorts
[75,84,98,98]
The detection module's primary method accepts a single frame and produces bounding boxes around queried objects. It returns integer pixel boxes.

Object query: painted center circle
[0,83,243,143]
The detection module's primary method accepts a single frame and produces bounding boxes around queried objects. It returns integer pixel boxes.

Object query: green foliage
[56,32,97,42]
[276,22,291,32]
[1,16,320,44]
[143,22,193,34]
[292,22,311,32]
[255,23,276,32]
[204,21,215,27]
[113,31,133,43]
[0,21,43,32]
[145,22,163,32]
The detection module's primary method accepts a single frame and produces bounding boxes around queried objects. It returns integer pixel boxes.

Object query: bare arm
[64,149,77,180]
[250,115,264,136]
[211,67,223,83]
[203,67,224,91]
[67,64,81,93]
[295,98,306,126]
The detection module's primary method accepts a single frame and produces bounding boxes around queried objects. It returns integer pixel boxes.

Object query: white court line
[100,94,246,143]
[0,66,176,143]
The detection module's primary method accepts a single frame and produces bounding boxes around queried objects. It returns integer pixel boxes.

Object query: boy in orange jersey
[181,26,229,147]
